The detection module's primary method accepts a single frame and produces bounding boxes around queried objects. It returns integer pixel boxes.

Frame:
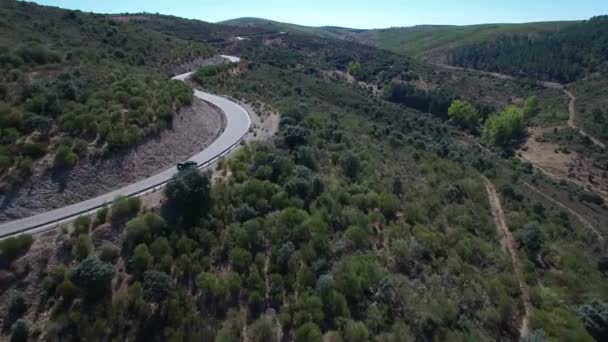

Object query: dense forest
[0,0,212,189]
[448,16,608,83]
[1,2,608,341]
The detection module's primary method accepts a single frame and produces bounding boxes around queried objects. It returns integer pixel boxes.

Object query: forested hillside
[1,2,608,342]
[0,0,212,189]
[448,16,608,83]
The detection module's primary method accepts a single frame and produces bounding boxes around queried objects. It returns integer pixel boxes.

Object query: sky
[31,0,607,29]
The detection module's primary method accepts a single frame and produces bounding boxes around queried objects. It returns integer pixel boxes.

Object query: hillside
[219,17,364,40]
[1,2,608,342]
[449,16,608,83]
[0,0,213,190]
[357,21,575,60]
[220,17,575,62]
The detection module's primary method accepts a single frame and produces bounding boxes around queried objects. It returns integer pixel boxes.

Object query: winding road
[0,55,250,238]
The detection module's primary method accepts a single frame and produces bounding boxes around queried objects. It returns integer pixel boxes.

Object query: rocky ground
[0,98,225,222]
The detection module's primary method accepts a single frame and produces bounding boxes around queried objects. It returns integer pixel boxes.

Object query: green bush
[73,215,91,235]
[0,234,33,268]
[142,270,171,303]
[111,196,140,221]
[72,234,93,261]
[54,145,78,168]
[21,142,47,159]
[71,257,114,299]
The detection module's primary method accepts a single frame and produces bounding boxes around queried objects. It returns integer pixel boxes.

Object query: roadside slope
[0,57,251,238]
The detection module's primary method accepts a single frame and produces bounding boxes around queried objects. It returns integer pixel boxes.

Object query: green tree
[229,247,252,274]
[164,168,211,226]
[71,257,114,299]
[130,244,152,274]
[343,320,369,342]
[295,322,323,342]
[142,270,171,303]
[482,105,525,147]
[284,125,308,150]
[448,100,480,130]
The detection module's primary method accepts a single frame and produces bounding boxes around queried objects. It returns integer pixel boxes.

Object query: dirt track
[435,63,605,149]
[483,177,531,338]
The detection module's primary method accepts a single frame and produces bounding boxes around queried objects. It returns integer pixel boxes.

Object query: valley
[0,1,607,341]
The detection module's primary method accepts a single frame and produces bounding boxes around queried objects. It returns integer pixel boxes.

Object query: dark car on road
[177,161,198,171]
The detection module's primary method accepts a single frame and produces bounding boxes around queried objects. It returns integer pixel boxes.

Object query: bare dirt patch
[0,97,225,222]
[520,127,608,201]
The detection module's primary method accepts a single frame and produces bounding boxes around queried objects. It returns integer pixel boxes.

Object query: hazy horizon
[30,0,605,29]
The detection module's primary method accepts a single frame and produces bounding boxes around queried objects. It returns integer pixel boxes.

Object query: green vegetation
[482,106,525,147]
[448,99,480,130]
[450,16,608,82]
[2,3,607,341]
[358,21,573,58]
[0,0,212,188]
[0,234,33,268]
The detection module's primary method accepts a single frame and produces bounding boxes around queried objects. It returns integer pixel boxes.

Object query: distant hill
[357,21,576,60]
[219,17,364,40]
[221,18,576,62]
[449,16,608,82]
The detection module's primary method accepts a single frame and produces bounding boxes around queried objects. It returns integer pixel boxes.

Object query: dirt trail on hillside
[483,177,531,338]
[521,180,604,241]
[435,63,606,149]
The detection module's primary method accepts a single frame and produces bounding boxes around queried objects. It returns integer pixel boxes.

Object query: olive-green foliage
[164,168,211,226]
[110,195,141,221]
[71,257,114,299]
[523,96,541,117]
[142,270,172,303]
[72,234,93,260]
[0,0,212,180]
[0,234,33,268]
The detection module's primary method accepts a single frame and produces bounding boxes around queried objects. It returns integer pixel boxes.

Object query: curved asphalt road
[0,56,250,238]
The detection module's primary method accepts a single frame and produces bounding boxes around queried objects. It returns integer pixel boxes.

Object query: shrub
[94,206,108,226]
[73,215,91,235]
[98,242,120,263]
[71,257,114,299]
[111,195,140,221]
[341,152,361,180]
[142,270,171,303]
[54,145,78,168]
[295,322,322,342]
[21,142,47,159]
[577,300,608,341]
[130,244,152,274]
[578,192,604,205]
[10,319,31,342]
[0,234,33,268]
[72,234,93,261]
